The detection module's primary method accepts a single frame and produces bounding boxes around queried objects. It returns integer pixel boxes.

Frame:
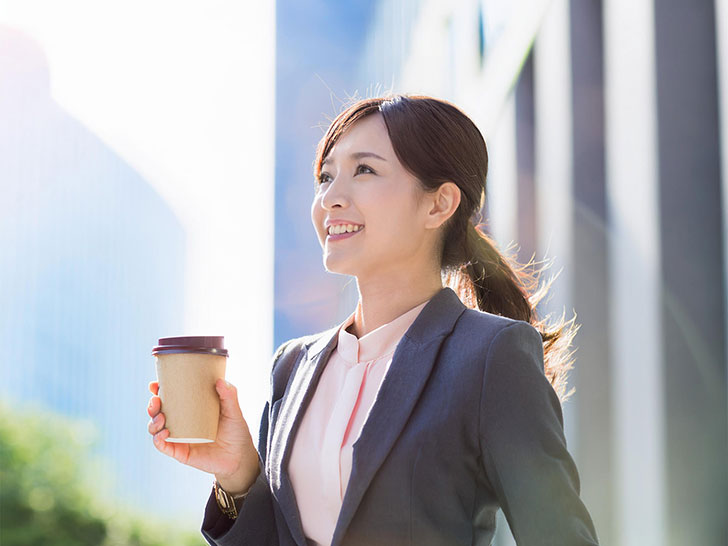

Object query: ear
[423,182,461,229]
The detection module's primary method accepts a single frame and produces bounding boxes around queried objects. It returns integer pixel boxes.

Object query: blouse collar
[336,298,430,367]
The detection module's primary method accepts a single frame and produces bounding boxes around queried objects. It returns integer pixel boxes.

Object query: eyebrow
[321,152,387,167]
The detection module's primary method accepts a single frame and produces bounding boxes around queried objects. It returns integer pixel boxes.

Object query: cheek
[381,192,423,233]
[367,205,423,252]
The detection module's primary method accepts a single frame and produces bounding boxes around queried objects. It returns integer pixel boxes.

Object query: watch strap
[213,480,250,520]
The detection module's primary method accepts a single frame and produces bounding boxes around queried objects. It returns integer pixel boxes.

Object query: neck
[350,268,443,338]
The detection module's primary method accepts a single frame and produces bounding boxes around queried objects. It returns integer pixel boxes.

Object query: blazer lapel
[267,326,339,546]
[330,287,467,546]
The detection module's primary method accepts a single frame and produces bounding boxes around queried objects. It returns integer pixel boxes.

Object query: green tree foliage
[0,400,205,546]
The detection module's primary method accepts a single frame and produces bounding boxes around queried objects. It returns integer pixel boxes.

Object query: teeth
[328,224,363,235]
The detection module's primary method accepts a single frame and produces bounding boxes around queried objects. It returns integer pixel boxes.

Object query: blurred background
[1,0,726,545]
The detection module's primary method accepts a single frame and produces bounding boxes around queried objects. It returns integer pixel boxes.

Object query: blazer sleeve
[478,321,600,545]
[200,339,298,546]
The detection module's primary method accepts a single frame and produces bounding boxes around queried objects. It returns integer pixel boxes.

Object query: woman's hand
[147,378,260,495]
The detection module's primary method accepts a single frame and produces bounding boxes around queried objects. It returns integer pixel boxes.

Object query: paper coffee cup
[152,336,229,443]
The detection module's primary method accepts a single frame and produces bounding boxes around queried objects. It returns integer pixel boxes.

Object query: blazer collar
[267,286,467,546]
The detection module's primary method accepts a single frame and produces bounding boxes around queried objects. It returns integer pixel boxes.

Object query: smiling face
[311,113,439,282]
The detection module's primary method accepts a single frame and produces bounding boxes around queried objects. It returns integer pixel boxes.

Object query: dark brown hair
[312,93,578,403]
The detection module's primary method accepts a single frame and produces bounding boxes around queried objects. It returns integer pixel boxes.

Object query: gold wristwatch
[213,480,250,520]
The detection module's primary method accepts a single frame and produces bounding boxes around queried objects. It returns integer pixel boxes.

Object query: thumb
[215,378,243,420]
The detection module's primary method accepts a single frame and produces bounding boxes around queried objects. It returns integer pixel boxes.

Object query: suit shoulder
[457,307,521,331]
[271,325,339,364]
[455,308,541,344]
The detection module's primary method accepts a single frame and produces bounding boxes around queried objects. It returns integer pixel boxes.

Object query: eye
[356,164,375,175]
[317,163,375,185]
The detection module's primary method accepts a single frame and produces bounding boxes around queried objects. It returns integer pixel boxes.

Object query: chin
[324,263,355,277]
[323,256,358,277]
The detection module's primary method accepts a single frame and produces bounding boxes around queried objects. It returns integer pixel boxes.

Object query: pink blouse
[287,299,430,546]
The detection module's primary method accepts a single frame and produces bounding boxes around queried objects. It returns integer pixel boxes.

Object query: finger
[215,379,243,421]
[147,395,161,418]
[152,428,174,456]
[153,429,191,464]
[148,412,165,435]
[149,381,159,395]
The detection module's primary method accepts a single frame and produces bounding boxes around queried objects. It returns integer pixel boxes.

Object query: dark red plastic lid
[152,336,229,357]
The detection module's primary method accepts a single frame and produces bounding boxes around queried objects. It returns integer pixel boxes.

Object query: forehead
[323,113,391,164]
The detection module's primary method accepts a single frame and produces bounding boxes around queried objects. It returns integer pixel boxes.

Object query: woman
[147,94,600,545]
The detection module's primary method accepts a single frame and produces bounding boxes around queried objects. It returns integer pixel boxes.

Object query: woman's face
[311,113,436,281]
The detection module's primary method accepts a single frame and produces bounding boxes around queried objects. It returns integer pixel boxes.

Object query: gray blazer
[201,287,599,545]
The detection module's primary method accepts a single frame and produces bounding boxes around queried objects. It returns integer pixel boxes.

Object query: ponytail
[442,220,578,404]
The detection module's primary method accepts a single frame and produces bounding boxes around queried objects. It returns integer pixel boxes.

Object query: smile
[327,224,364,235]
[327,225,364,241]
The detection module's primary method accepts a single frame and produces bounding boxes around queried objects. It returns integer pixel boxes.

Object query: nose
[319,176,349,211]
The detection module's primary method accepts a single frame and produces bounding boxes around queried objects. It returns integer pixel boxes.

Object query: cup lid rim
[152,345,229,356]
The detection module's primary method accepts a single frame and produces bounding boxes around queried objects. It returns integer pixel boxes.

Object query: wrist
[215,465,259,497]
